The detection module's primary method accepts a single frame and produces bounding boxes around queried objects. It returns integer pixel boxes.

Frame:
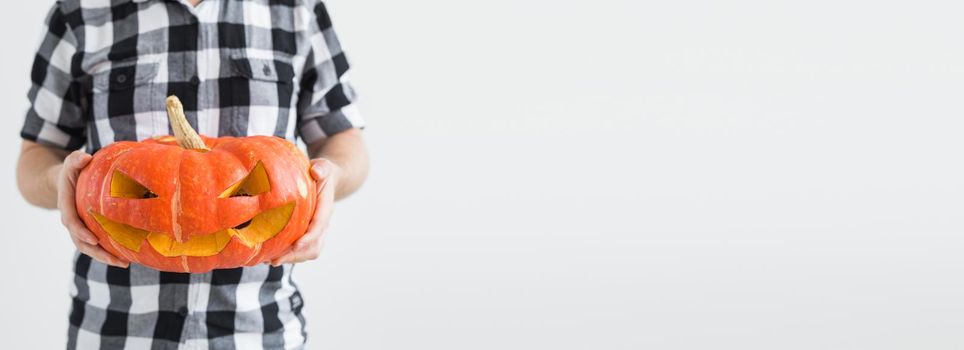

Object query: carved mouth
[89,202,296,257]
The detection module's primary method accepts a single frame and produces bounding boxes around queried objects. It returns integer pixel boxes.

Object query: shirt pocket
[222,55,298,138]
[89,60,162,121]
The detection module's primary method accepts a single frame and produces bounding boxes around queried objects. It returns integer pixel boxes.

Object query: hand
[270,158,340,266]
[57,151,129,268]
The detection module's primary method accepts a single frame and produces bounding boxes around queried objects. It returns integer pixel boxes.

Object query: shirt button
[262,64,272,76]
[177,306,189,317]
[116,74,128,83]
[189,76,200,86]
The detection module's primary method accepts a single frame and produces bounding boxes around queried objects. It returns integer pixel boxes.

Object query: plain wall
[2,0,963,349]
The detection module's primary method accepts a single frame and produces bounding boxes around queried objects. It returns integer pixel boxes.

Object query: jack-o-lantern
[75,96,317,273]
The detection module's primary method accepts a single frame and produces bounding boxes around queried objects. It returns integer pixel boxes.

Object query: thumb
[310,160,331,182]
[68,151,93,169]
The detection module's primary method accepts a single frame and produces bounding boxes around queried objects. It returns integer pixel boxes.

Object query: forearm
[307,128,369,200]
[17,140,68,209]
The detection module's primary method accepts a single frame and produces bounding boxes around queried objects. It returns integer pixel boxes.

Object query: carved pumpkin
[75,96,317,273]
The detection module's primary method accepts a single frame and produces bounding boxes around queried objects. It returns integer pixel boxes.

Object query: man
[15,0,368,348]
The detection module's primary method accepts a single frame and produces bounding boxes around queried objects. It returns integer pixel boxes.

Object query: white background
[2,0,964,349]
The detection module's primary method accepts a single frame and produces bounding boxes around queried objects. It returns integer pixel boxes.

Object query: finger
[67,221,99,245]
[262,247,291,265]
[73,235,129,264]
[68,151,93,169]
[270,250,297,266]
[76,241,129,268]
[63,152,93,183]
[272,244,315,266]
[270,254,293,266]
[289,233,317,259]
[306,183,334,232]
[59,152,97,244]
[274,236,326,266]
[271,250,309,266]
[295,216,329,252]
[60,151,91,195]
[57,167,73,210]
[298,189,333,251]
[295,220,327,249]
[278,159,337,265]
[60,196,98,245]
[309,160,331,183]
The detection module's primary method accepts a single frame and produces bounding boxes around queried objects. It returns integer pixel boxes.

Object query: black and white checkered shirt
[21,0,363,348]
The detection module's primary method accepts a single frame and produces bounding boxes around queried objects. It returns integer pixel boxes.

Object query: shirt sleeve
[296,1,364,145]
[20,3,87,151]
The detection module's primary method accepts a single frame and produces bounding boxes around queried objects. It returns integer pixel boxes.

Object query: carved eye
[110,170,158,199]
[219,161,270,198]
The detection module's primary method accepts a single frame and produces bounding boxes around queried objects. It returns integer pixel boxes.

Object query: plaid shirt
[21,0,363,348]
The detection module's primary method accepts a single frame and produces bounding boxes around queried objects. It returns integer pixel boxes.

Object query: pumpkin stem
[166,96,209,151]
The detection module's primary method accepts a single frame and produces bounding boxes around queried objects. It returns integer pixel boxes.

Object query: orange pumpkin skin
[75,135,317,273]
